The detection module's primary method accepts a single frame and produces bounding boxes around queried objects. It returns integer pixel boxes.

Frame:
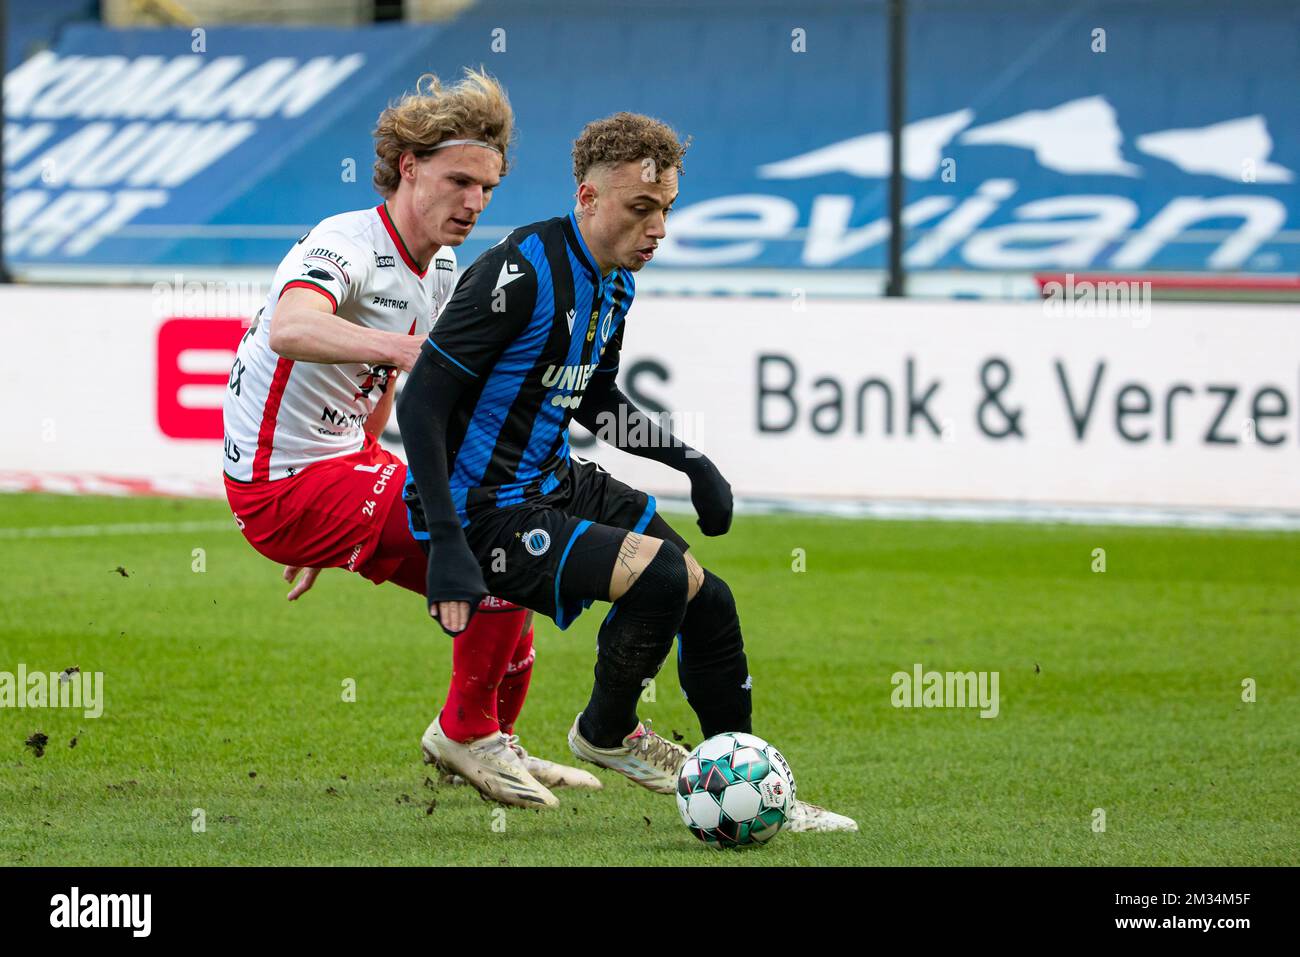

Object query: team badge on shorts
[522,528,551,556]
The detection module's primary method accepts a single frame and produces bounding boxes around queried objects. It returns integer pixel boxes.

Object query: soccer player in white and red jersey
[221,69,596,809]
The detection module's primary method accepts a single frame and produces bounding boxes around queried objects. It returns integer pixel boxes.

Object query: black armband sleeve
[397,345,460,533]
[396,345,488,623]
[573,375,706,476]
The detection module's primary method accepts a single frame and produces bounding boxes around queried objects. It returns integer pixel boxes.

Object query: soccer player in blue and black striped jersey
[399,113,855,832]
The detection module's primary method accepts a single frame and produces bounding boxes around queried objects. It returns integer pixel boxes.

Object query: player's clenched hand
[433,601,471,633]
[283,565,322,600]
[391,333,425,374]
[685,455,734,536]
[425,524,488,636]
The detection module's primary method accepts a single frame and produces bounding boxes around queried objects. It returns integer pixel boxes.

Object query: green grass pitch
[1,492,1296,866]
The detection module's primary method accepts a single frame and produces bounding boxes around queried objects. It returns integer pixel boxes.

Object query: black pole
[885,0,906,297]
[0,0,9,284]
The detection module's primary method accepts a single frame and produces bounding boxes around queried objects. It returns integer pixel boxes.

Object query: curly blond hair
[372,67,514,195]
[572,112,689,185]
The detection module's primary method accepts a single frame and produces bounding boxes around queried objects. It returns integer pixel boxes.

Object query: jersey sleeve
[595,323,624,376]
[429,246,458,327]
[424,241,537,384]
[280,228,372,314]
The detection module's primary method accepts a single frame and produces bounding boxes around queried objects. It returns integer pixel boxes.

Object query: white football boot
[506,735,603,790]
[424,730,602,791]
[567,715,688,794]
[785,800,859,833]
[420,713,558,809]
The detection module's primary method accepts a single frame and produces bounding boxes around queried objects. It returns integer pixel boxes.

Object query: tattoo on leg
[686,558,704,597]
[617,533,642,590]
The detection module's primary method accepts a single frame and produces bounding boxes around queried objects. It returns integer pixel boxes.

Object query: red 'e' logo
[156,317,246,439]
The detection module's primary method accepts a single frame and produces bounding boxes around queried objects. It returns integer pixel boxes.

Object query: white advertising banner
[2,286,1297,511]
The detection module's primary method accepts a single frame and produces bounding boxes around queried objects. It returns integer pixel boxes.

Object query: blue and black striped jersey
[407,212,634,528]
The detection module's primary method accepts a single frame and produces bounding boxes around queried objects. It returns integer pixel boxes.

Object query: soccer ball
[675,732,796,849]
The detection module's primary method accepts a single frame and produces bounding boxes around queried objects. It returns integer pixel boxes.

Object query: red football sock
[497,619,535,735]
[440,603,529,742]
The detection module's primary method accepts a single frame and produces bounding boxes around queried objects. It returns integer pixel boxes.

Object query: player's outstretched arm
[399,240,537,628]
[574,374,734,536]
[270,288,425,372]
[396,349,489,635]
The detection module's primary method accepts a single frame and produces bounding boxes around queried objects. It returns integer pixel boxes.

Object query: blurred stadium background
[2,0,1298,519]
[3,0,1299,871]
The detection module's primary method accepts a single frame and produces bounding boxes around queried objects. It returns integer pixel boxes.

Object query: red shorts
[225,434,525,616]
[224,433,420,586]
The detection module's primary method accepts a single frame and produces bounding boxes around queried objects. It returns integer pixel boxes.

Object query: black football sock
[677,569,753,737]
[577,541,690,748]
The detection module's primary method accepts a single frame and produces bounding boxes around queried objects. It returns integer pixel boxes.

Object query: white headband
[429,138,502,154]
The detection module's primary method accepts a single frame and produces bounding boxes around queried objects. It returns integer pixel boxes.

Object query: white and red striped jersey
[222,204,456,482]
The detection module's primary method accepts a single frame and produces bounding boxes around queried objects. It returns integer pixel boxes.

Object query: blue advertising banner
[4,2,1297,273]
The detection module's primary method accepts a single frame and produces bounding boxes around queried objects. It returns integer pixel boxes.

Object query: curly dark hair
[571,112,689,185]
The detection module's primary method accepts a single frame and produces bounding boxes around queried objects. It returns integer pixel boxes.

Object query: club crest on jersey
[522,528,551,556]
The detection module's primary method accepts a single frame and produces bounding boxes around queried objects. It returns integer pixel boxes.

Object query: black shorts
[460,458,690,629]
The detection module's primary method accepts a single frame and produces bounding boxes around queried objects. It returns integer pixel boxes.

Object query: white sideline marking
[652,496,1300,532]
[3,469,1297,534]
[0,520,237,540]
